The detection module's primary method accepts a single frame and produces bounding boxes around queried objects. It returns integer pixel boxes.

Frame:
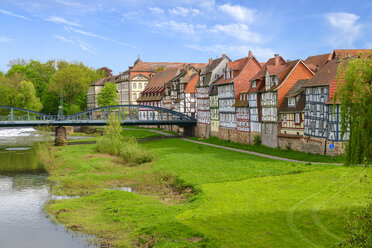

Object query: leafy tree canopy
[48,62,104,113]
[97,82,119,107]
[335,53,372,166]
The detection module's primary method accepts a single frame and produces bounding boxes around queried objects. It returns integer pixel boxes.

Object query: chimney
[274,54,279,65]
[209,58,213,65]
[248,50,252,58]
[186,64,190,75]
[222,54,226,58]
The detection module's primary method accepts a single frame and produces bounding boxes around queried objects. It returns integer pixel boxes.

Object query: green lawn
[45,134,371,247]
[67,129,164,144]
[188,136,345,163]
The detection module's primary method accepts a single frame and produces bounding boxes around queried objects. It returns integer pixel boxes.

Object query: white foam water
[0,127,38,137]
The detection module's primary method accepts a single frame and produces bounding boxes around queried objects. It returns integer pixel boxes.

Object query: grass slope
[45,134,371,247]
[189,136,345,163]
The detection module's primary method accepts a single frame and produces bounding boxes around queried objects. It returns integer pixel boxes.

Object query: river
[0,128,96,248]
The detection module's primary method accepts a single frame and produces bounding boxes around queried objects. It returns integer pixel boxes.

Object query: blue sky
[0,0,371,74]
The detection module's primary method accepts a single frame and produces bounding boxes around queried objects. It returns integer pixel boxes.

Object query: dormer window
[252,81,256,88]
[288,97,296,107]
[271,76,276,83]
[240,94,243,101]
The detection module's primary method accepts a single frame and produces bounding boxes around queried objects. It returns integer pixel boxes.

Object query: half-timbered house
[195,55,230,137]
[278,79,308,150]
[214,52,262,142]
[137,68,181,120]
[260,55,314,148]
[209,84,220,136]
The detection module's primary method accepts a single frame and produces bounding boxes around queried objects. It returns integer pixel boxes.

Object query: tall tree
[97,82,119,107]
[48,63,103,114]
[17,80,43,111]
[335,54,372,166]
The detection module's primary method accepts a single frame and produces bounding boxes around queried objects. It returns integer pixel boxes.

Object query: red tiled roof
[250,56,286,81]
[332,49,372,59]
[304,53,332,71]
[214,57,251,86]
[139,68,180,94]
[302,59,340,87]
[91,77,105,86]
[130,61,207,72]
[185,74,199,93]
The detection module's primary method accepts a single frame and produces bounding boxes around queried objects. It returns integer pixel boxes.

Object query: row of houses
[87,49,370,155]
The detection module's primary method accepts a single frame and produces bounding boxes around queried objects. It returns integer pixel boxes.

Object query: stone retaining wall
[196,123,211,138]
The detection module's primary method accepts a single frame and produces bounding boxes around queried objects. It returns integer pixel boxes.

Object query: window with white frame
[288,97,296,107]
[133,93,137,100]
[133,83,137,89]
[252,81,256,88]
[283,115,287,123]
[138,83,142,89]
[295,113,300,123]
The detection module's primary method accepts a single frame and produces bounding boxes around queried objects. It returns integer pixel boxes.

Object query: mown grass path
[45,130,371,247]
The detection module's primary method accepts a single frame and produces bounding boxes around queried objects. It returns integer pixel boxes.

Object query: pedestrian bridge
[0,105,197,127]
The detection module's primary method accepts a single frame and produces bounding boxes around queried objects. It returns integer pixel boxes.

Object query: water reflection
[0,127,96,248]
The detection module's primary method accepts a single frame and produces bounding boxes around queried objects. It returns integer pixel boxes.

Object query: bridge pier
[55,126,67,146]
[183,126,196,137]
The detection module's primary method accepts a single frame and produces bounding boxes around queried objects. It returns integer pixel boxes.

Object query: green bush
[253,134,261,146]
[96,114,154,164]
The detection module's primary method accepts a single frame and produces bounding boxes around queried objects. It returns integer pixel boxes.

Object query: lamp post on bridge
[58,88,64,120]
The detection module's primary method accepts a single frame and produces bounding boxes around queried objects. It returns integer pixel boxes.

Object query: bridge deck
[0,120,197,127]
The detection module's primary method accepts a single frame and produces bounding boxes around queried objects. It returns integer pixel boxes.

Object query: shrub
[96,114,154,164]
[35,128,56,173]
[253,135,261,146]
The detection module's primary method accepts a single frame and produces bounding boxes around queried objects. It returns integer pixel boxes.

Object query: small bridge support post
[55,126,67,146]
[183,126,195,137]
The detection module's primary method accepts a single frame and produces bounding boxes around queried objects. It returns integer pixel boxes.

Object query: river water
[0,128,95,248]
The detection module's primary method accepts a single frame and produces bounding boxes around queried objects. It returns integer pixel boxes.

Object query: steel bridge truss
[0,105,197,127]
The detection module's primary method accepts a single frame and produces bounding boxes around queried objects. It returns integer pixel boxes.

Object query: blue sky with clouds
[0,0,371,74]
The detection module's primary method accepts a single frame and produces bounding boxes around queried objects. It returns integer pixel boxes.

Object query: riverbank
[44,129,371,247]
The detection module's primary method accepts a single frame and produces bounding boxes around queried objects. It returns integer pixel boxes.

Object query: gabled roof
[214,57,251,86]
[129,73,149,80]
[139,68,180,95]
[304,53,332,71]
[130,61,207,73]
[332,49,371,59]
[302,59,339,87]
[184,74,199,93]
[286,79,308,97]
[251,56,286,81]
[279,91,306,113]
[91,78,105,86]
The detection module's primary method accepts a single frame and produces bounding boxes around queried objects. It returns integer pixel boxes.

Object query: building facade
[260,55,314,148]
[196,55,230,137]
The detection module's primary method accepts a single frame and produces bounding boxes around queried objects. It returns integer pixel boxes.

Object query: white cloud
[187,44,274,60]
[0,8,28,20]
[155,21,205,34]
[54,35,75,44]
[149,7,164,14]
[168,7,200,17]
[55,0,97,12]
[65,27,131,47]
[218,4,255,23]
[78,41,98,54]
[46,16,81,27]
[211,23,261,43]
[0,36,14,43]
[326,12,361,47]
